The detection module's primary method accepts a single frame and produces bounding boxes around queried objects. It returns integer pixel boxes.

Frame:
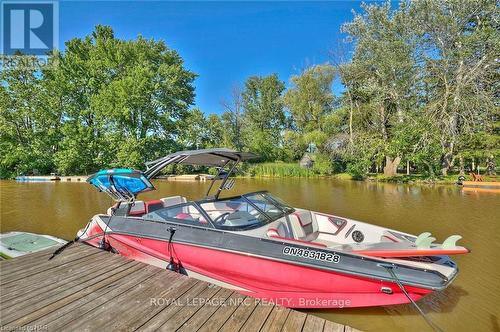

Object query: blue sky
[59,1,372,114]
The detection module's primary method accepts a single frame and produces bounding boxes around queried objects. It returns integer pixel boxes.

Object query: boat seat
[128,201,146,216]
[267,222,328,248]
[199,201,245,220]
[160,196,187,207]
[145,200,163,213]
[288,210,319,241]
[267,222,288,238]
[288,210,337,247]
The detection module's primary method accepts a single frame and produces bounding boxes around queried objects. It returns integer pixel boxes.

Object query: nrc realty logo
[1,0,58,56]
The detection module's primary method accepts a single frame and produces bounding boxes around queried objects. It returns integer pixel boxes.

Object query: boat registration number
[283,246,340,263]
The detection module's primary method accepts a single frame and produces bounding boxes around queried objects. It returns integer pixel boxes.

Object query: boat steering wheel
[212,212,231,225]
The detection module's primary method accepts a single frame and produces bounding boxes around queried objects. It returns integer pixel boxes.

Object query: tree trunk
[441,158,449,176]
[347,91,354,144]
[380,106,388,141]
[384,156,401,176]
[459,156,465,176]
[423,161,435,178]
[440,150,454,176]
[486,155,496,175]
[406,160,410,175]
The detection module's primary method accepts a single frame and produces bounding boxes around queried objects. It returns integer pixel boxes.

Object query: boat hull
[80,219,435,309]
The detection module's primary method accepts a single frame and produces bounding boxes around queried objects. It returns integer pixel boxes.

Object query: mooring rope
[382,264,444,332]
[49,220,91,260]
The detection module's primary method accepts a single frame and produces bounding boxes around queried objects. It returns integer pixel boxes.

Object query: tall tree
[220,86,245,150]
[242,74,285,160]
[284,64,336,133]
[0,56,60,177]
[411,0,499,175]
[178,108,207,149]
[51,25,196,173]
[340,1,418,176]
[283,64,335,155]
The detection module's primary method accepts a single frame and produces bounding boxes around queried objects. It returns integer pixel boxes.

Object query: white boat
[0,232,67,259]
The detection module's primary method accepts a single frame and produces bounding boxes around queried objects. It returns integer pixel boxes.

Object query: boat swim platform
[0,243,361,332]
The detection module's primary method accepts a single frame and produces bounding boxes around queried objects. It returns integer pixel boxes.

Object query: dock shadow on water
[1,178,499,332]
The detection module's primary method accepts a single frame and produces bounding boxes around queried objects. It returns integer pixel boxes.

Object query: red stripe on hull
[83,233,432,308]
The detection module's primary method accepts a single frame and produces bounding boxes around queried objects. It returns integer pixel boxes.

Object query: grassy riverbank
[244,162,326,178]
[9,162,496,185]
[241,162,497,184]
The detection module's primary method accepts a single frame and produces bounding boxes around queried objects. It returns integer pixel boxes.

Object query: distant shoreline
[6,172,497,186]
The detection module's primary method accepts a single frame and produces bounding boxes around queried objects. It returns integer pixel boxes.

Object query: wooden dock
[14,175,88,182]
[0,244,360,332]
[158,174,214,181]
[58,176,88,182]
[461,181,500,194]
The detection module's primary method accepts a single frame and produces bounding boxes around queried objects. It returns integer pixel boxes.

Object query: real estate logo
[1,0,58,64]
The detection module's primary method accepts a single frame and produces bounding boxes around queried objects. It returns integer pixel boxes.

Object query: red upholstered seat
[145,200,163,213]
[175,213,192,220]
[128,201,146,216]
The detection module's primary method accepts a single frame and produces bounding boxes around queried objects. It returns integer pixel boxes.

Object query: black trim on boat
[95,215,456,291]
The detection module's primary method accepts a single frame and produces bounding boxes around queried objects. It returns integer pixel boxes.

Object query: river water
[0,178,498,331]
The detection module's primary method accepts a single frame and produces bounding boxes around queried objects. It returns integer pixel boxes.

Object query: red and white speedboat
[77,148,469,309]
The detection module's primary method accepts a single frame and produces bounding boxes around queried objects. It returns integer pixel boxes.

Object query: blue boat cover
[87,168,155,200]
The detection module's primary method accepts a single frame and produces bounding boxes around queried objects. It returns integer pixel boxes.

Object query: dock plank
[177,287,234,332]
[282,310,308,332]
[259,305,292,332]
[101,275,200,331]
[136,281,209,332]
[302,314,326,332]
[1,250,123,309]
[217,294,259,332]
[34,265,160,330]
[323,319,347,332]
[196,291,246,332]
[1,253,132,324]
[156,284,221,331]
[239,300,275,332]
[59,271,178,331]
[0,243,359,332]
[1,250,113,301]
[0,244,96,279]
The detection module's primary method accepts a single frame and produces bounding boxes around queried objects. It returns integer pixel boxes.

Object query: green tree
[220,86,245,150]
[340,1,418,176]
[242,74,286,160]
[284,64,335,133]
[411,0,499,175]
[51,25,196,173]
[0,56,60,177]
[205,114,224,148]
[178,108,207,149]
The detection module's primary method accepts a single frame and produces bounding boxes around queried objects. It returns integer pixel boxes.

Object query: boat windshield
[142,191,294,231]
[198,192,294,230]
